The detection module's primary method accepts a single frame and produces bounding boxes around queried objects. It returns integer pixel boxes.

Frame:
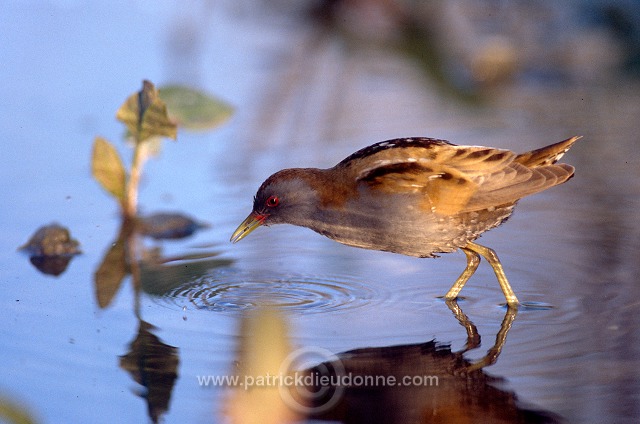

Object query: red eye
[266,195,279,208]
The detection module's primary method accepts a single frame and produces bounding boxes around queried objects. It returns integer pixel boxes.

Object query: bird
[231,136,580,306]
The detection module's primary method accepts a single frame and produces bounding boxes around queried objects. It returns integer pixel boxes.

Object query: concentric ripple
[160,270,383,314]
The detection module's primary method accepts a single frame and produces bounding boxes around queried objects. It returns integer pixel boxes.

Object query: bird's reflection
[297,301,560,424]
[95,217,561,423]
[445,299,516,371]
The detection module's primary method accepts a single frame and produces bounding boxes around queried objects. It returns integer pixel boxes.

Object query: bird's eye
[266,195,280,208]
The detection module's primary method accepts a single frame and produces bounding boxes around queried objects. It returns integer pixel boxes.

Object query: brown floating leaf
[92,136,126,204]
[19,223,81,257]
[137,212,209,240]
[19,223,81,276]
[116,80,177,143]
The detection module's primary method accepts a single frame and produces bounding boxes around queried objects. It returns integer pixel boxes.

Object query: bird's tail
[514,136,582,167]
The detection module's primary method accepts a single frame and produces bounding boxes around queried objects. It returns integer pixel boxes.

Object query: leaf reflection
[95,213,230,422]
[119,320,179,424]
[93,214,227,309]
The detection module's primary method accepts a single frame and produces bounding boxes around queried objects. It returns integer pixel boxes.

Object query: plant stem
[125,142,146,218]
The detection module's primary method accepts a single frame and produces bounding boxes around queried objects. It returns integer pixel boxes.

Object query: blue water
[1,1,639,423]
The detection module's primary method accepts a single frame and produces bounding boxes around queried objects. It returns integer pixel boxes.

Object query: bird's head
[230,168,322,243]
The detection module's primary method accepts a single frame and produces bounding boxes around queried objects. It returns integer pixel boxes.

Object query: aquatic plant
[91,80,232,218]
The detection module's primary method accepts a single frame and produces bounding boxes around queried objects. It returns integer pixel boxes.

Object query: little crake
[231,136,580,305]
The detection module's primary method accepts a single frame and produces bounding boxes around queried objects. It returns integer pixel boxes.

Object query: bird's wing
[464,163,574,211]
[355,143,517,215]
[463,137,579,211]
[356,141,574,215]
[514,136,581,167]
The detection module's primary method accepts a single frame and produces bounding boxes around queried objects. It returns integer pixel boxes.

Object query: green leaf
[159,85,234,131]
[92,136,126,203]
[116,80,177,142]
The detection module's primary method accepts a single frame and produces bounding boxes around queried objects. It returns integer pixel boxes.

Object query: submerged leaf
[159,85,234,130]
[116,80,177,142]
[92,136,126,203]
[140,253,233,296]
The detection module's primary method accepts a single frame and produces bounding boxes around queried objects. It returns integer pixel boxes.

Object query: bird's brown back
[334,136,580,216]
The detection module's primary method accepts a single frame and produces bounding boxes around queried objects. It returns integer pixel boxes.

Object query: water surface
[1,1,639,423]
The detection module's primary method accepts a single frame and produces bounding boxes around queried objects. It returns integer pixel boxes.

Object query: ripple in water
[162,270,382,314]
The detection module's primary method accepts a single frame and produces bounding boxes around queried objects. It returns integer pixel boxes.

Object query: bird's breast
[297,191,471,257]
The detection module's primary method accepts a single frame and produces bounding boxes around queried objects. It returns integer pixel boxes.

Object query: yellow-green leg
[444,247,480,301]
[444,241,520,306]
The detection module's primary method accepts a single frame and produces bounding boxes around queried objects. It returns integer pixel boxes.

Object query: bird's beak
[230,213,265,243]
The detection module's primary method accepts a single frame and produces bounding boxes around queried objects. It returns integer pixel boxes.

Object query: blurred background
[1,1,639,423]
